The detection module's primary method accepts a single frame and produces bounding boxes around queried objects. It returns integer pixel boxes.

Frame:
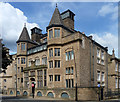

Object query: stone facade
[0,54,16,95]
[1,6,120,100]
[108,50,120,92]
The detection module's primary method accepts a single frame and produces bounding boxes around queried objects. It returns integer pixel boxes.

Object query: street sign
[97,84,100,88]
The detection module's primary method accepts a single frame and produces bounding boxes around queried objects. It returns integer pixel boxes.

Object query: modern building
[1,6,120,100]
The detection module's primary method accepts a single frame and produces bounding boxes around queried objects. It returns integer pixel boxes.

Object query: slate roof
[17,27,30,42]
[49,7,63,26]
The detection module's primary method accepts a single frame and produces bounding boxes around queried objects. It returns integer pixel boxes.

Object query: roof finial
[24,23,26,27]
[112,48,115,58]
[112,48,115,54]
[56,3,57,8]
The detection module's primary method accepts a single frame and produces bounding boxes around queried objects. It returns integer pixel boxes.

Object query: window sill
[66,74,73,75]
[66,59,74,62]
[97,63,105,66]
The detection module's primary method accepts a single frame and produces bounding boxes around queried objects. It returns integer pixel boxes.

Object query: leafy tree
[2,44,12,71]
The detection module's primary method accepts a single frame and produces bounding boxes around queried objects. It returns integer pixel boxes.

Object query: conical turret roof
[17,26,30,43]
[49,7,63,26]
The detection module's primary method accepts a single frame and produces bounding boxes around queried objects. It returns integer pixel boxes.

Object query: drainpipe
[92,41,95,86]
[118,62,119,95]
[106,49,108,93]
[89,40,92,86]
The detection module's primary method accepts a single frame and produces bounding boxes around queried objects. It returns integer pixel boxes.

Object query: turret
[16,24,30,55]
[47,6,63,41]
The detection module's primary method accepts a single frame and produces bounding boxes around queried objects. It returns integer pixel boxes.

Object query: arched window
[42,57,47,65]
[37,91,42,96]
[17,91,20,95]
[10,90,13,95]
[61,92,69,98]
[47,92,54,97]
[35,58,40,66]
[23,91,28,96]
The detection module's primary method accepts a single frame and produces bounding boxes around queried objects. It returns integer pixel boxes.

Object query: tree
[2,44,12,69]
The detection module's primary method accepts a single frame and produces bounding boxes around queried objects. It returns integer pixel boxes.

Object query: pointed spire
[112,48,115,58]
[49,6,63,26]
[17,25,30,43]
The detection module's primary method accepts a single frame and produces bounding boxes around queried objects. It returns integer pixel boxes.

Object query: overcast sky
[0,2,118,57]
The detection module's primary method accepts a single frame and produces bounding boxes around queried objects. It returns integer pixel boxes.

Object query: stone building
[108,49,120,92]
[1,6,120,100]
[0,51,16,95]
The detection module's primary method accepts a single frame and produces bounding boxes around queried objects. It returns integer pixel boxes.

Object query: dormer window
[49,29,53,39]
[54,28,60,38]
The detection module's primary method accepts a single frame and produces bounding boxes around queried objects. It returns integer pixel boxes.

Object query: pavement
[0,95,120,102]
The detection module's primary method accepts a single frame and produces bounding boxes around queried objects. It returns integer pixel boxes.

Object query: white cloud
[0,2,39,54]
[98,3,118,20]
[90,32,118,56]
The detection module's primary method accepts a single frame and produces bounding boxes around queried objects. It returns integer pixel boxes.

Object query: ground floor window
[23,91,28,96]
[10,90,13,95]
[47,92,54,97]
[17,91,20,95]
[37,91,42,96]
[61,92,69,98]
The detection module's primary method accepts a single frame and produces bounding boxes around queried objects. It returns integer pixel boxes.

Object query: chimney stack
[31,27,42,43]
[61,9,75,30]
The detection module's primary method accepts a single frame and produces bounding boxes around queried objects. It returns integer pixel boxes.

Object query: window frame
[55,60,60,68]
[35,58,40,66]
[21,58,25,64]
[49,29,53,39]
[54,28,60,38]
[49,61,53,68]
[55,48,60,56]
[49,48,53,57]
[97,71,100,81]
[21,43,25,51]
[55,75,60,81]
